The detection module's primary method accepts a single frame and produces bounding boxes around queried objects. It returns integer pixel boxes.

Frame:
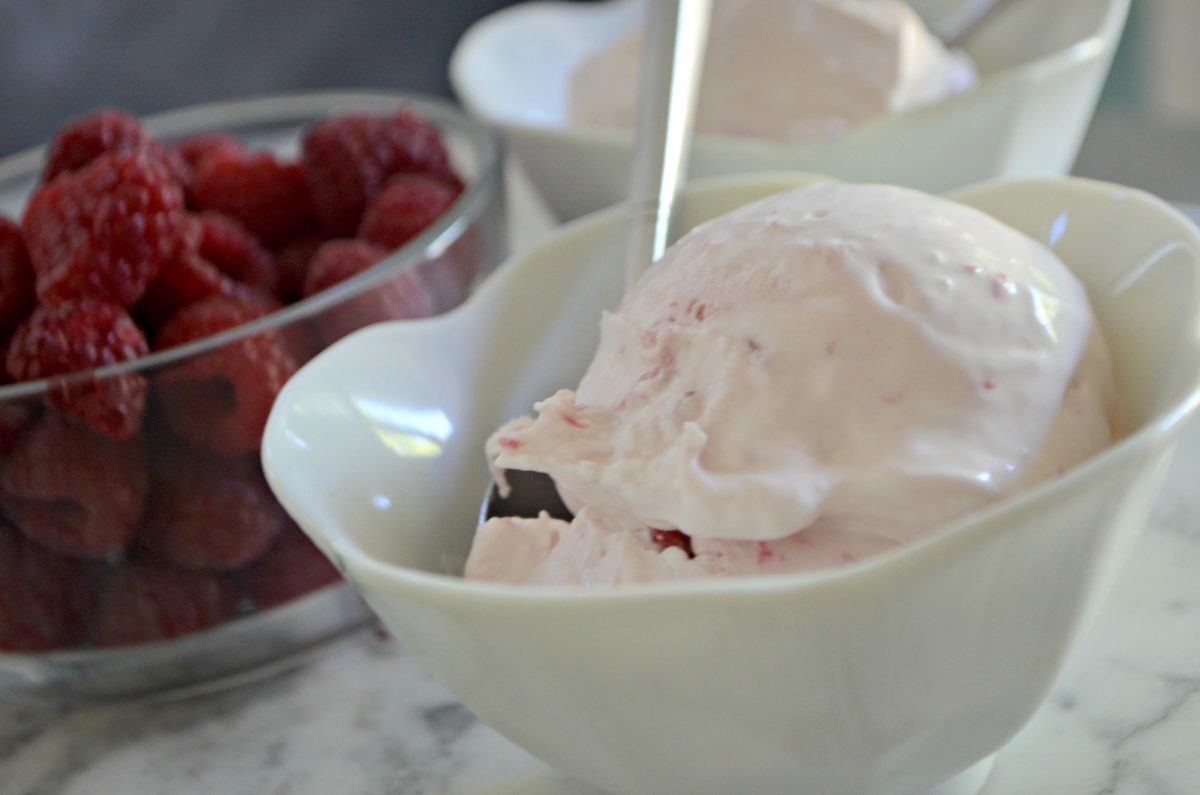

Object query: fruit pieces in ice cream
[465,183,1116,586]
[568,0,977,142]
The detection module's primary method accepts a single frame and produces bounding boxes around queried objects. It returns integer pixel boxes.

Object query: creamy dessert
[568,0,977,141]
[466,183,1115,586]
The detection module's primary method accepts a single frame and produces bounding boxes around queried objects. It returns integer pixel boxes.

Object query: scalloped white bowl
[263,174,1200,795]
[450,0,1131,221]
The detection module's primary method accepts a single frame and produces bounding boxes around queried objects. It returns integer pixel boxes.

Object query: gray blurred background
[0,0,519,152]
[0,0,1195,203]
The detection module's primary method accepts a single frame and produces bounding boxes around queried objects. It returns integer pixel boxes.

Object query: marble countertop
[2,180,1199,795]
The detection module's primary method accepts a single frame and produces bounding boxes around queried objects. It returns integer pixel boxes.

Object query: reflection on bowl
[451,0,1131,220]
[264,173,1200,795]
[0,91,506,703]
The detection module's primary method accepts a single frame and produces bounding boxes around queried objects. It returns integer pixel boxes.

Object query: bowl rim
[0,579,350,662]
[0,89,504,403]
[274,172,1200,605]
[449,0,1131,149]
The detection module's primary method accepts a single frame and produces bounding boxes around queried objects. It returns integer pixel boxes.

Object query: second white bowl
[451,0,1131,221]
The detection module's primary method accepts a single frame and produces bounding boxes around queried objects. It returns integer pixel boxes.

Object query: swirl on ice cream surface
[467,184,1115,585]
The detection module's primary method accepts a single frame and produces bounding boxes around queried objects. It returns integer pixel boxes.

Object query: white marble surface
[2,187,1200,795]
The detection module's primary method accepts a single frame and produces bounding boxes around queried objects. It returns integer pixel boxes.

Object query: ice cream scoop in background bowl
[450,0,1131,222]
[263,173,1200,795]
[0,91,506,703]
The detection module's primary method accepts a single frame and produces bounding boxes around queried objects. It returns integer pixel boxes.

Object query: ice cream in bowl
[262,173,1200,795]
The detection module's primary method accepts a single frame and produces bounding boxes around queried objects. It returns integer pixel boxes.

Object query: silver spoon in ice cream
[481,0,711,522]
[622,0,712,285]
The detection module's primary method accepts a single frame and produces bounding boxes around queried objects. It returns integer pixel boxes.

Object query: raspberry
[192,149,315,245]
[301,109,454,236]
[356,173,479,314]
[0,217,35,335]
[245,523,340,609]
[0,412,149,558]
[154,295,300,456]
[303,239,386,296]
[193,211,278,293]
[6,299,149,439]
[139,450,286,570]
[136,251,236,332]
[172,133,243,173]
[358,174,462,250]
[42,109,151,181]
[92,561,239,647]
[22,149,185,307]
[0,398,36,453]
[303,239,434,344]
[0,525,92,651]
[153,291,271,348]
[169,134,244,207]
[650,529,694,557]
[273,234,323,302]
[139,212,282,329]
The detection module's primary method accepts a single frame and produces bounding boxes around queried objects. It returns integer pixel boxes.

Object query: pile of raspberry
[0,107,474,652]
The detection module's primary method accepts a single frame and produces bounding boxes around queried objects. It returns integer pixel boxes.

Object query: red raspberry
[192,149,315,245]
[92,562,239,647]
[0,399,37,453]
[303,239,434,345]
[6,299,149,439]
[273,234,324,302]
[136,250,235,332]
[358,174,462,250]
[169,134,245,207]
[301,109,454,236]
[154,295,300,456]
[172,133,244,172]
[0,412,149,558]
[193,211,278,293]
[42,109,151,181]
[137,212,277,330]
[139,450,286,570]
[357,172,480,314]
[303,239,387,296]
[0,525,92,651]
[22,149,185,307]
[650,529,694,557]
[0,217,35,335]
[245,523,340,609]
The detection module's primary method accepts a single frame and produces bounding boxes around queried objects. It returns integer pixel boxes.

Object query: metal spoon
[623,0,712,287]
[480,0,711,523]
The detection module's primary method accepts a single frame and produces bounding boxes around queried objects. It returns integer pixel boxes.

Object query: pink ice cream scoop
[466,183,1116,586]
[569,0,977,142]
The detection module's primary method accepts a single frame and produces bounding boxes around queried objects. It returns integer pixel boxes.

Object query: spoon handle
[624,0,711,290]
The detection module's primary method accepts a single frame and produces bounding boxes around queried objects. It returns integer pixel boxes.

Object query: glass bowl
[0,90,506,703]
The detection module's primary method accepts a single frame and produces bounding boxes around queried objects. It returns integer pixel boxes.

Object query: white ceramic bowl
[450,0,1131,221]
[262,174,1200,795]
